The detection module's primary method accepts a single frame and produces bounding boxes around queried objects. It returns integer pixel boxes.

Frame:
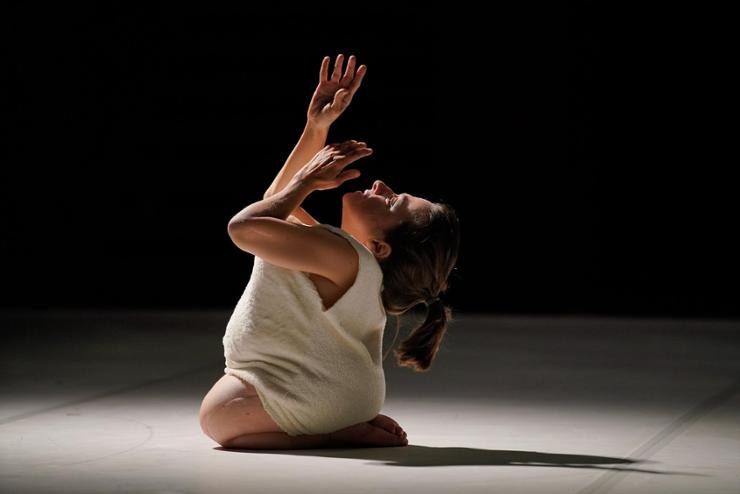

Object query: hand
[291,140,373,192]
[307,54,367,129]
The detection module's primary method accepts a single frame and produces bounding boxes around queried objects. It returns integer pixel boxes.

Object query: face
[341,179,435,260]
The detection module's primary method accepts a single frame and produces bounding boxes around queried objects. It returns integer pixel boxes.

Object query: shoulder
[228,218,357,286]
[313,224,361,287]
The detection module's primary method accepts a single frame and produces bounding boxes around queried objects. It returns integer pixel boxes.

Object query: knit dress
[222,223,387,436]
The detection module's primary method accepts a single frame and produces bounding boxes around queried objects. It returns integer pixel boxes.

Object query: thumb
[337,169,361,183]
[333,89,350,107]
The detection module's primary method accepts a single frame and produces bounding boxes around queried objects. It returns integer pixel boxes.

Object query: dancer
[200,54,461,450]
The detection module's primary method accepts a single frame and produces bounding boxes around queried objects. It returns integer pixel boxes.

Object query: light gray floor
[1,309,738,494]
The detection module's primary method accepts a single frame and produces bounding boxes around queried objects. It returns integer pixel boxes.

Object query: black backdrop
[3,3,737,317]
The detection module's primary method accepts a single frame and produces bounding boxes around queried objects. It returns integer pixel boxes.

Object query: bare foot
[369,414,407,439]
[330,421,408,448]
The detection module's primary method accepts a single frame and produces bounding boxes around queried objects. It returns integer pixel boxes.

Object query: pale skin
[201,55,434,449]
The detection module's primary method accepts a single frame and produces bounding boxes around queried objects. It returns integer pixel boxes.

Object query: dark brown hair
[379,201,461,372]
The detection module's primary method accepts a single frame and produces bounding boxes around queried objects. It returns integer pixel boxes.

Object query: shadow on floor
[215,445,708,475]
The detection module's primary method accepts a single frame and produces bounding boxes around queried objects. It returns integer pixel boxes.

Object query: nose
[372,180,392,196]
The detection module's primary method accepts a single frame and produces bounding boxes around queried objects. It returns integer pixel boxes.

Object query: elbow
[227,220,253,251]
[227,219,247,238]
[227,219,245,233]
[228,217,259,236]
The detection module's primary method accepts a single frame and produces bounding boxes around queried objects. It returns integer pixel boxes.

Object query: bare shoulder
[228,217,357,286]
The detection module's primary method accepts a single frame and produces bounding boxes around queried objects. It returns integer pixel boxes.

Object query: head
[341,180,461,372]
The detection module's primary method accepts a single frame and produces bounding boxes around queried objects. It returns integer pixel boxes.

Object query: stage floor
[1,309,738,494]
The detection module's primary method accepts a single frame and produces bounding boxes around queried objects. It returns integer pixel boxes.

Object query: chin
[343,190,363,201]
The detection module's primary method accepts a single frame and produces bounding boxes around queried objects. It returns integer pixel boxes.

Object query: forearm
[229,180,312,225]
[263,121,329,199]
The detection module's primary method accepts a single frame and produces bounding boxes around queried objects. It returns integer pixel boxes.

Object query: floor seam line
[575,376,740,494]
[0,361,223,426]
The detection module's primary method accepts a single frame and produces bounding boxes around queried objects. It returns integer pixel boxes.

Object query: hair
[378,201,461,372]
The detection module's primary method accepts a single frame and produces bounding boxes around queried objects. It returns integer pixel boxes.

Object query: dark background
[3,3,737,317]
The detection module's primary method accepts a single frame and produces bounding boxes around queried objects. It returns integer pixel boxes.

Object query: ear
[369,238,392,261]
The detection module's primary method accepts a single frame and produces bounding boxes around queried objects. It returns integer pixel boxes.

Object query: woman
[200,54,461,450]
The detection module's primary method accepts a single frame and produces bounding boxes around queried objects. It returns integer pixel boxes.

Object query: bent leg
[200,374,285,446]
[222,421,407,450]
[203,394,284,445]
[222,430,332,450]
[200,375,407,449]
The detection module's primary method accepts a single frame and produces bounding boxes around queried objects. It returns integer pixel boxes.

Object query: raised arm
[262,54,367,208]
[269,124,327,226]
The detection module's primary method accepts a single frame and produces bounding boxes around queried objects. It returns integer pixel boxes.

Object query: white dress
[222,223,387,436]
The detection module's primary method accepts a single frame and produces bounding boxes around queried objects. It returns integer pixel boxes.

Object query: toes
[373,414,405,435]
[371,424,408,447]
[385,415,401,429]
[387,433,408,446]
[369,414,395,434]
[331,421,408,448]
[368,414,408,443]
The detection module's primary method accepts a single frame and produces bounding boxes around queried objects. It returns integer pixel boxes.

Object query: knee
[199,411,210,435]
[199,397,218,438]
[199,410,217,441]
[200,410,235,447]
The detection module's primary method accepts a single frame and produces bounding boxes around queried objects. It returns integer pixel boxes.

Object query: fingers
[336,168,362,183]
[326,141,373,165]
[341,145,373,163]
[333,139,363,152]
[331,54,344,82]
[322,54,366,93]
[328,140,367,153]
[319,56,330,83]
[340,55,357,86]
[348,64,367,95]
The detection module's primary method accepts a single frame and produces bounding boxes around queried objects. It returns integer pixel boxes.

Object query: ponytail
[383,299,452,372]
